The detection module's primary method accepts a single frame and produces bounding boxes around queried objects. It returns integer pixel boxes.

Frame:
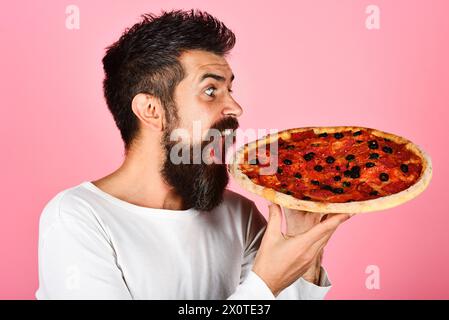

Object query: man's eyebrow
[199,72,235,83]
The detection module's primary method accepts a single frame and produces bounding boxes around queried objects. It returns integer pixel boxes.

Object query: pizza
[229,126,432,214]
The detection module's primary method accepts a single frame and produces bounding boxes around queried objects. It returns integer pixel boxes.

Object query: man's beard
[161,116,239,211]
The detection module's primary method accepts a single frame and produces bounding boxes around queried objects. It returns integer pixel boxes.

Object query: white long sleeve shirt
[36,181,331,300]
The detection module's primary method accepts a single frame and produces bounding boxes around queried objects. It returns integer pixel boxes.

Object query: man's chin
[189,164,229,211]
[161,160,229,212]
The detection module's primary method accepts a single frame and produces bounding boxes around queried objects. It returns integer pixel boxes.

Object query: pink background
[1,0,448,299]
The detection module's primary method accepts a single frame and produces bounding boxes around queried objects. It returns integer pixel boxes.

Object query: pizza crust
[228,126,432,214]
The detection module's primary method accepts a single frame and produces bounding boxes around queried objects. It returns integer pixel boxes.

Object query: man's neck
[91,145,187,211]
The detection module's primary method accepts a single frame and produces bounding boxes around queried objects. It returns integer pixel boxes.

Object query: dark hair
[102,9,236,153]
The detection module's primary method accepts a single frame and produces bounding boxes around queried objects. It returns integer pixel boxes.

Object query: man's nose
[222,98,243,118]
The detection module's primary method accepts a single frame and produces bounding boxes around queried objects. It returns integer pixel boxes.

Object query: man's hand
[252,203,351,297]
[283,208,329,285]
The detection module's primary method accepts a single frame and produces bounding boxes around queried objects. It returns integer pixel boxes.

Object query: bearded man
[36,9,350,300]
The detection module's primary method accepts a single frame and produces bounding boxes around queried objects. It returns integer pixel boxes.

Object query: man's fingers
[266,203,283,237]
[302,213,351,245]
[308,225,338,255]
[301,213,349,259]
[284,209,325,234]
[284,208,308,218]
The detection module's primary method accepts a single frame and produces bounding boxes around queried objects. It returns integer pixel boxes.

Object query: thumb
[266,202,283,236]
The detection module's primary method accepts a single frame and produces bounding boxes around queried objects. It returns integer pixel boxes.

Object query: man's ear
[131,93,165,131]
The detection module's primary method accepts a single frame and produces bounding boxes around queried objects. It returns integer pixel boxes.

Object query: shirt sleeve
[227,201,332,300]
[35,194,133,300]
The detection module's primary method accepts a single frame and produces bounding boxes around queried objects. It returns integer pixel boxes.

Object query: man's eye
[204,87,216,97]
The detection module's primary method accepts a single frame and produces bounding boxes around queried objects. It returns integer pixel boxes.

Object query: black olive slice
[303,152,315,161]
[326,156,335,164]
[379,173,389,182]
[346,154,355,161]
[332,188,344,194]
[382,146,393,154]
[368,140,379,149]
[318,132,328,138]
[334,132,344,139]
[400,164,409,173]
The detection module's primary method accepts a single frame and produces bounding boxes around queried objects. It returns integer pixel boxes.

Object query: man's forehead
[179,50,233,80]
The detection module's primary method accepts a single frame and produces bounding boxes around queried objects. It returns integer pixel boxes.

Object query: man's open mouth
[209,129,236,164]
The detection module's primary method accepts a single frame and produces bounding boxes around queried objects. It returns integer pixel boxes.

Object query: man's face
[173,49,242,144]
[161,50,243,211]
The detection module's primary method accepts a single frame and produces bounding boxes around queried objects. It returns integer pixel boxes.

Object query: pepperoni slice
[381,181,409,194]
[291,130,316,141]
